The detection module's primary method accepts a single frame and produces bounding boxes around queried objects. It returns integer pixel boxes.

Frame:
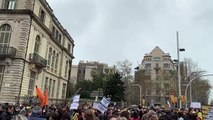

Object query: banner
[70,95,80,110]
[93,96,111,113]
[97,103,108,114]
[73,95,80,102]
[93,102,99,110]
[71,102,79,110]
[100,97,111,108]
[190,102,201,109]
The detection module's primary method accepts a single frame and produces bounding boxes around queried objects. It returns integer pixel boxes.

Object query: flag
[36,85,44,100]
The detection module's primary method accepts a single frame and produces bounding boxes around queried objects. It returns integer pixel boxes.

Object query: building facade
[0,0,74,103]
[72,61,115,81]
[134,46,177,106]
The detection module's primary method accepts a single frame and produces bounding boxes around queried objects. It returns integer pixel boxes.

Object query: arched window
[0,24,12,47]
[47,47,52,69]
[34,35,40,54]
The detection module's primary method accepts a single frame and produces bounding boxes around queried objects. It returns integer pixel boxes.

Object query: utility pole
[177,31,182,108]
[177,31,185,108]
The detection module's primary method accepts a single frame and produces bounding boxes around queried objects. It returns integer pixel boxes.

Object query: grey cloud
[48,0,213,79]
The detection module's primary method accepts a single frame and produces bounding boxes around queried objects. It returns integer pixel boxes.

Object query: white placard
[93,102,99,109]
[73,95,80,102]
[101,97,110,108]
[97,103,107,114]
[190,102,201,108]
[70,102,79,110]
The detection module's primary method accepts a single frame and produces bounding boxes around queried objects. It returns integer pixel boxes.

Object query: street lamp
[132,84,142,105]
[188,71,206,104]
[177,31,185,108]
[184,74,213,108]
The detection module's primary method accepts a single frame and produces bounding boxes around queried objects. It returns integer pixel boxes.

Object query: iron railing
[0,46,17,58]
[29,52,47,68]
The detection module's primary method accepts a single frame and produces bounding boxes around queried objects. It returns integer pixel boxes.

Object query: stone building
[134,46,177,106]
[72,61,115,81]
[0,0,74,103]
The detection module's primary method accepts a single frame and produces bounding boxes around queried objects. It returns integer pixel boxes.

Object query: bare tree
[115,60,133,106]
[184,58,211,105]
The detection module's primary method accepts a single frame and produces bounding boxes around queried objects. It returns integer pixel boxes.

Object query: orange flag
[36,85,45,106]
[43,90,49,106]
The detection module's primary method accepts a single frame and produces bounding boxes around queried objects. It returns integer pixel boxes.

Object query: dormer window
[3,0,16,9]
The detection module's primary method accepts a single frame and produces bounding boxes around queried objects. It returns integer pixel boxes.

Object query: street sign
[90,90,103,97]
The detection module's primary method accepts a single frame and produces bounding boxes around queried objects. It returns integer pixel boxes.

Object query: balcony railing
[29,52,47,68]
[154,66,161,70]
[0,47,17,58]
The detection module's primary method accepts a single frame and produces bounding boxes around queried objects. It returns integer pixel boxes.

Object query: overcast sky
[48,0,213,97]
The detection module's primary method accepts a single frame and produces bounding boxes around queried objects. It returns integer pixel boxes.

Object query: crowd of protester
[0,102,204,120]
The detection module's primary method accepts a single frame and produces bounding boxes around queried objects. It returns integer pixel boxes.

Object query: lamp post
[184,74,213,108]
[188,71,206,104]
[177,31,185,108]
[132,84,142,105]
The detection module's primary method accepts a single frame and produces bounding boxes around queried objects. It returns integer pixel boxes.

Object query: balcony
[29,53,47,68]
[154,66,161,71]
[0,47,17,58]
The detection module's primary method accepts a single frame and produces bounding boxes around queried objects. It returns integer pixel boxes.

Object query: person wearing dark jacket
[0,104,13,120]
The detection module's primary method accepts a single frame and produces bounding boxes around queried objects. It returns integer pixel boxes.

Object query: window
[52,26,55,38]
[48,79,52,97]
[51,80,55,97]
[164,70,170,74]
[0,24,12,49]
[62,83,66,98]
[156,83,161,94]
[145,69,151,75]
[34,35,40,54]
[0,65,5,92]
[56,80,60,98]
[68,43,71,52]
[3,0,16,9]
[58,34,62,43]
[64,60,69,78]
[156,70,159,74]
[47,47,52,69]
[145,63,151,69]
[39,9,45,23]
[51,51,55,72]
[55,53,59,73]
[28,71,36,96]
[156,63,159,68]
[163,57,169,61]
[154,57,161,61]
[56,31,58,40]
[44,77,48,93]
[164,63,170,69]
